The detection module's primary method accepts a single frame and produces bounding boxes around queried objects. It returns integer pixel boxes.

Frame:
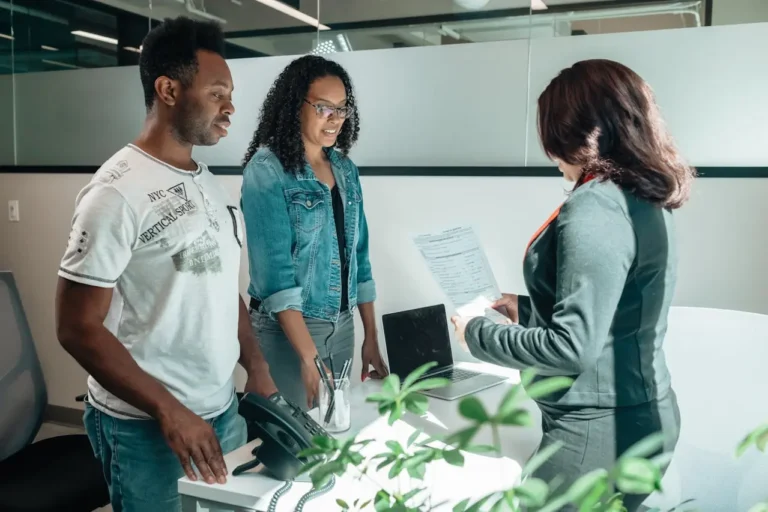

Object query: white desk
[178,363,542,512]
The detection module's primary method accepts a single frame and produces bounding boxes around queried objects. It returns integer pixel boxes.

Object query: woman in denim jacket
[240,56,388,410]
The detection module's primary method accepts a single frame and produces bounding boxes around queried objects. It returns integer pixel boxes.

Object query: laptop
[382,304,506,401]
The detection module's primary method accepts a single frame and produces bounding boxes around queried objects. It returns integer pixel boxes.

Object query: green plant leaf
[365,392,392,403]
[407,377,452,393]
[374,490,392,512]
[576,478,609,512]
[389,458,405,479]
[386,440,405,455]
[297,446,330,458]
[402,361,439,390]
[465,495,494,512]
[445,425,481,449]
[615,457,661,495]
[407,462,426,480]
[376,454,397,471]
[489,496,507,512]
[748,503,768,512]
[562,468,609,503]
[404,393,430,415]
[522,441,563,477]
[404,448,438,469]
[312,435,337,450]
[465,444,496,454]
[407,429,423,448]
[453,499,470,512]
[298,459,324,476]
[535,494,573,512]
[498,409,532,426]
[504,488,517,509]
[382,375,402,396]
[311,460,343,489]
[520,368,538,385]
[515,477,549,507]
[736,424,768,457]
[360,500,372,510]
[337,498,350,510]
[621,433,665,459]
[496,383,526,420]
[459,397,490,422]
[443,448,465,467]
[523,376,574,400]
[389,401,405,425]
[402,488,425,503]
[758,430,768,452]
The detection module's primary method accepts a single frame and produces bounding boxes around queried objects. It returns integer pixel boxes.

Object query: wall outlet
[8,200,19,222]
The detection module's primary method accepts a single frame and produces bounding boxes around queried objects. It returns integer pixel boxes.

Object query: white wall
[713,0,768,25]
[0,23,767,409]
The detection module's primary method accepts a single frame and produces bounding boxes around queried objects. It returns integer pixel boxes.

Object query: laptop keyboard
[425,368,479,384]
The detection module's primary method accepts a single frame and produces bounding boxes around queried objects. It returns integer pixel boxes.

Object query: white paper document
[413,226,509,322]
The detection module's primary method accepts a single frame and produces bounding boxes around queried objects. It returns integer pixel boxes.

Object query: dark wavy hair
[538,59,696,209]
[243,55,360,172]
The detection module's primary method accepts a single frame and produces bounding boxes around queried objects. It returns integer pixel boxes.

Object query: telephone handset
[234,392,328,482]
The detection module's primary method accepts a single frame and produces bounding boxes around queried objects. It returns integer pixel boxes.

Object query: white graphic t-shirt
[59,144,244,420]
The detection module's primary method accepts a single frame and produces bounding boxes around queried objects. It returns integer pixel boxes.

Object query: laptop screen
[382,304,454,379]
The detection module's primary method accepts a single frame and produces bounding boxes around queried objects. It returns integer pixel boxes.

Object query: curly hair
[538,59,696,209]
[139,16,226,110]
[242,55,360,173]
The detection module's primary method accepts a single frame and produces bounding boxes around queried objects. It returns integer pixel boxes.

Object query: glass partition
[0,0,14,165]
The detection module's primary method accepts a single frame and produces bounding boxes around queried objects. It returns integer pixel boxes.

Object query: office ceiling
[92,0,626,33]
[0,0,704,73]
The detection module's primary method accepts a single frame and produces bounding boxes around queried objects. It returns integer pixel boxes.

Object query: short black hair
[139,16,226,110]
[243,55,360,173]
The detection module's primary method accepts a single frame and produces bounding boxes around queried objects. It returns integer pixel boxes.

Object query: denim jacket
[241,147,376,322]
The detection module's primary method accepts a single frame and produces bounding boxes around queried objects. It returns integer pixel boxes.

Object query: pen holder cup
[319,377,351,433]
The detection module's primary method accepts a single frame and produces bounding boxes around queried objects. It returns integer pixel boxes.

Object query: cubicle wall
[0,22,767,412]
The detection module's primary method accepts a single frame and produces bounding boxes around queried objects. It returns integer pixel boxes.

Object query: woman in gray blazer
[452,59,695,510]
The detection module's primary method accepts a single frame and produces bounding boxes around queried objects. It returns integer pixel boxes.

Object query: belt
[249,297,261,311]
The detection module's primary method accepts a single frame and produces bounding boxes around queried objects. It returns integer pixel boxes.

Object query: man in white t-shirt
[54,17,277,512]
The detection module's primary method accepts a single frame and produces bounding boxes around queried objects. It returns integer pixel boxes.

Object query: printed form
[413,226,509,322]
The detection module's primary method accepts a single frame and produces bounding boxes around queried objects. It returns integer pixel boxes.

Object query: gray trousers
[531,390,681,511]
[249,309,355,411]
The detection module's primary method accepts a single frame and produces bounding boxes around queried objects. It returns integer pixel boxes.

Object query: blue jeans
[83,395,247,512]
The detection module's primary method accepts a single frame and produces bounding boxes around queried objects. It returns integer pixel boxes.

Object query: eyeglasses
[304,100,353,119]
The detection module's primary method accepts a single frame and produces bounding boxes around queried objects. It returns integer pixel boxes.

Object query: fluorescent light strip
[0,32,13,41]
[531,0,548,10]
[42,59,79,69]
[254,0,330,30]
[42,45,59,51]
[123,46,142,53]
[71,30,118,45]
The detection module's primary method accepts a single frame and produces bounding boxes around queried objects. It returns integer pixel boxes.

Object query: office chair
[0,271,110,511]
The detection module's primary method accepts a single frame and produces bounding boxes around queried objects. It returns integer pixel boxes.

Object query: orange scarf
[525,173,596,254]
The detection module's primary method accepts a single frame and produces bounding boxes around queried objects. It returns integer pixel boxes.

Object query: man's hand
[244,362,279,398]
[361,335,389,381]
[157,404,227,485]
[492,293,519,323]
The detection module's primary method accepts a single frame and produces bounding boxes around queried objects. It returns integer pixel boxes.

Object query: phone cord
[267,475,335,512]
[296,475,336,512]
[267,480,293,512]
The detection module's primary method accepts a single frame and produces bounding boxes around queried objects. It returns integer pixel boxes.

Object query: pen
[339,359,351,383]
[315,356,335,424]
